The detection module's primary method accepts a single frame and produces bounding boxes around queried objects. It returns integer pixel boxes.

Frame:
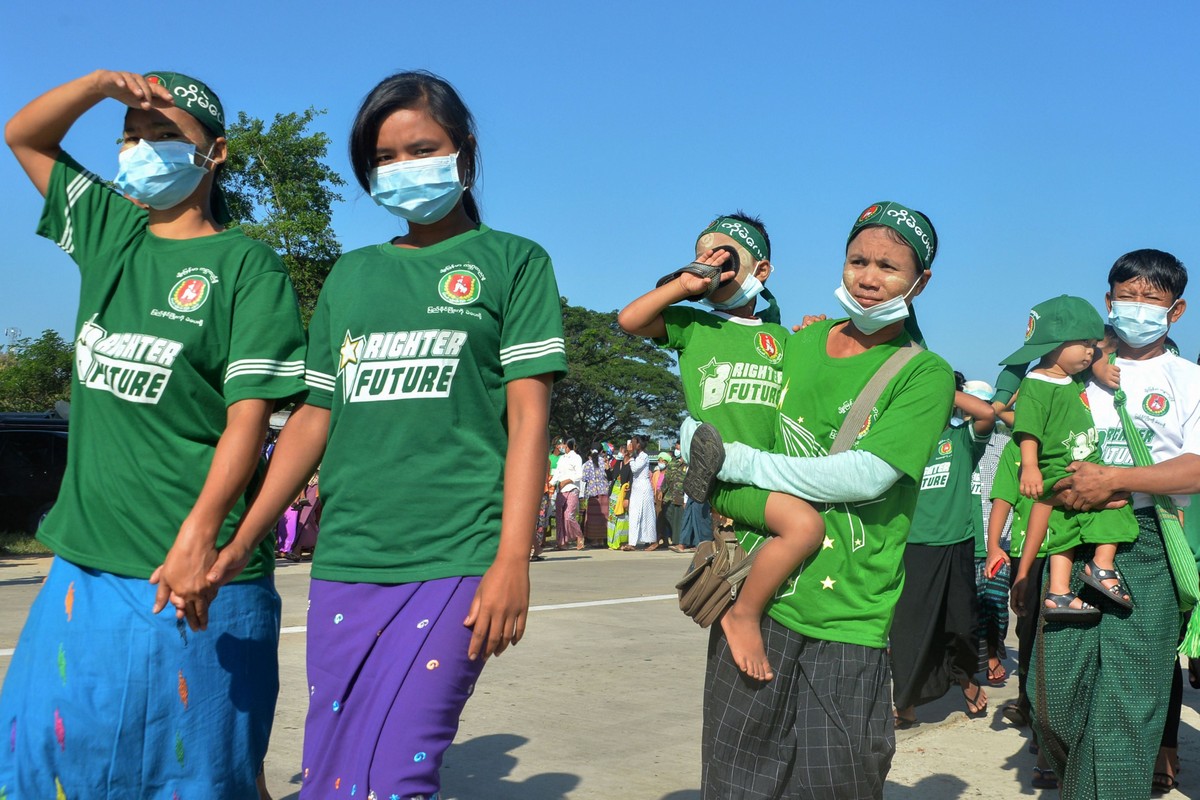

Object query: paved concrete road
[3,549,1199,799]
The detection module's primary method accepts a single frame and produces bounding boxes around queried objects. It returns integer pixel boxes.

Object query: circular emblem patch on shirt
[755,332,782,364]
[438,270,480,306]
[856,412,875,439]
[1143,392,1170,416]
[1024,313,1036,341]
[857,204,882,224]
[939,440,953,455]
[1079,390,1091,410]
[168,276,210,312]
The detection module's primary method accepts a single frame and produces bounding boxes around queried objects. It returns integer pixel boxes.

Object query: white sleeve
[719,442,905,502]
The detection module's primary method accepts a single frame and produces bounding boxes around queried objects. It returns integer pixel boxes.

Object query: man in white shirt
[1035,248,1200,800]
[553,438,584,550]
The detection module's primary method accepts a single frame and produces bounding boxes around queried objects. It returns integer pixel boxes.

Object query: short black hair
[953,371,966,392]
[565,438,576,450]
[1108,249,1187,300]
[718,210,771,260]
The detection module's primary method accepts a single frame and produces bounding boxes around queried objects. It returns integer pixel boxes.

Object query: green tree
[220,107,346,323]
[550,300,686,448]
[0,330,73,412]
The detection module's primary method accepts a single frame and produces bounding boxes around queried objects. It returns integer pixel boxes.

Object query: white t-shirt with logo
[1087,351,1200,509]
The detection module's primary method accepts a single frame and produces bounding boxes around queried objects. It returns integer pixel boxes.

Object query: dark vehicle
[0,410,69,533]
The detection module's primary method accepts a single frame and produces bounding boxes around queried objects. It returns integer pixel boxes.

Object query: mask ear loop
[193,142,218,170]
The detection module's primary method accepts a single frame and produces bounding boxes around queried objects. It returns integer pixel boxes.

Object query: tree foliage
[220,108,345,323]
[0,330,73,412]
[550,300,686,448]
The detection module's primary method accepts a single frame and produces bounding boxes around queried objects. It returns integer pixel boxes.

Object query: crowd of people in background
[535,435,716,559]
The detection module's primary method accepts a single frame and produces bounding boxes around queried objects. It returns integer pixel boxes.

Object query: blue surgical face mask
[1109,300,1176,348]
[834,278,921,335]
[114,140,213,210]
[703,272,766,312]
[369,152,464,224]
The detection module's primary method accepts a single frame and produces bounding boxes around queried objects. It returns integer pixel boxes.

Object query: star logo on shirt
[822,536,835,550]
[821,576,836,590]
[698,357,723,381]
[339,331,364,370]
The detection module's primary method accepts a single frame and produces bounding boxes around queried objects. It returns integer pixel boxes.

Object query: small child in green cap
[1005,295,1139,622]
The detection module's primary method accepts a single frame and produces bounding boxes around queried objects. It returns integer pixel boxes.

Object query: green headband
[698,216,770,262]
[847,201,937,272]
[145,72,225,137]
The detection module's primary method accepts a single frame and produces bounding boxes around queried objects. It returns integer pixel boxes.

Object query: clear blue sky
[3,3,1199,385]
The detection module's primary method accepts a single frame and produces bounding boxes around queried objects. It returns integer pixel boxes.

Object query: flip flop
[655,260,724,299]
[987,661,1007,686]
[1079,559,1134,609]
[683,422,725,503]
[962,682,987,716]
[893,713,917,730]
[1042,592,1102,623]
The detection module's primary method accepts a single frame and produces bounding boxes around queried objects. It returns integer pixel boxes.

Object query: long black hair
[349,70,481,223]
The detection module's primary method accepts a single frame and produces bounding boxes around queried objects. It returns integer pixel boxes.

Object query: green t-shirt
[736,319,955,649]
[1012,373,1102,489]
[35,153,307,579]
[658,306,788,450]
[303,226,567,583]
[909,423,988,546]
[988,438,1040,558]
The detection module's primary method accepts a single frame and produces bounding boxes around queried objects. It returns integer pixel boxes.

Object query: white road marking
[0,594,679,655]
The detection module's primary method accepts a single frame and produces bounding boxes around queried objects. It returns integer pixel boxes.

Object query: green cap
[847,201,937,272]
[145,72,225,137]
[999,295,1105,366]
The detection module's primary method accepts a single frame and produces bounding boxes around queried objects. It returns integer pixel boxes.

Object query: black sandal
[1079,559,1134,609]
[962,682,987,716]
[1152,771,1179,794]
[1043,592,1101,623]
[1032,767,1059,790]
[683,422,725,503]
[655,260,724,299]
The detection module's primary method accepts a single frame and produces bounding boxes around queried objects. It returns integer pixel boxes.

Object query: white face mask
[833,277,921,335]
[1108,300,1176,348]
[703,273,765,312]
[114,140,213,210]
[369,152,464,224]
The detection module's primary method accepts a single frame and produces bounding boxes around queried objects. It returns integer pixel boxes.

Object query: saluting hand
[94,70,175,111]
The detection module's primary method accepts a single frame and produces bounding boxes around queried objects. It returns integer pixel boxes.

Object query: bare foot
[721,605,773,681]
